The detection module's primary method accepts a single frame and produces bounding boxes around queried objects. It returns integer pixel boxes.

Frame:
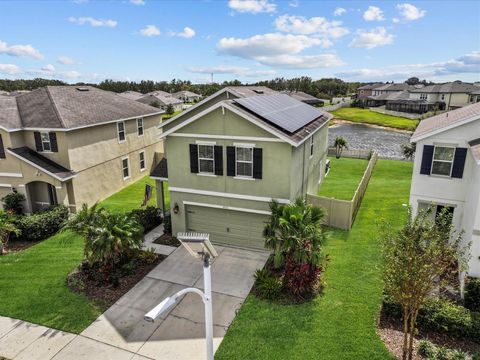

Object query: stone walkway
[0,245,269,360]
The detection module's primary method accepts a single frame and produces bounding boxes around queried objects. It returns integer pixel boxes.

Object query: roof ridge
[45,86,67,128]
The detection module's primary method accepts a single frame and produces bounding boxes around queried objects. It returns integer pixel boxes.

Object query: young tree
[334,137,348,159]
[165,103,175,116]
[381,208,469,360]
[402,143,416,160]
[150,100,161,108]
[0,211,20,255]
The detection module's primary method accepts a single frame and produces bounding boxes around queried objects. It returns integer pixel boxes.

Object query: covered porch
[150,157,169,215]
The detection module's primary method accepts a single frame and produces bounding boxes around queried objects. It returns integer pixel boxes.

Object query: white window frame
[309,136,314,158]
[139,151,146,172]
[420,93,427,100]
[235,143,254,179]
[40,132,52,152]
[430,145,455,177]
[137,118,144,137]
[197,143,215,175]
[122,156,130,180]
[117,121,126,143]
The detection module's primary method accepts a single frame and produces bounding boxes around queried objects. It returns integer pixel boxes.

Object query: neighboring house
[137,92,183,112]
[118,91,144,101]
[356,83,384,99]
[151,86,332,249]
[409,102,480,278]
[172,90,202,103]
[283,91,324,106]
[0,86,164,213]
[364,83,415,107]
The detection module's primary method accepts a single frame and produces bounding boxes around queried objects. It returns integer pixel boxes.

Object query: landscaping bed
[153,233,180,247]
[331,107,419,131]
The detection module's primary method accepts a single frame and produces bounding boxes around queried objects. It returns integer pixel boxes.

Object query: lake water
[328,123,412,160]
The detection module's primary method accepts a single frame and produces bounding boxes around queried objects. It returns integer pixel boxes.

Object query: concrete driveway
[67,245,269,359]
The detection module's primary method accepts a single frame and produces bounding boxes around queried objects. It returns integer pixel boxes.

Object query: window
[47,184,57,205]
[40,132,51,151]
[431,146,455,176]
[137,118,144,136]
[470,95,475,103]
[420,93,428,100]
[441,94,445,101]
[139,151,146,171]
[198,144,214,174]
[235,146,253,177]
[309,136,314,157]
[117,121,126,142]
[122,157,130,179]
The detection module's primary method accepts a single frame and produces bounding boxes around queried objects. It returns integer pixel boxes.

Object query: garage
[185,204,269,249]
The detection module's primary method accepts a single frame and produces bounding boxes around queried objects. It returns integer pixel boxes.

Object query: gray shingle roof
[369,91,411,101]
[358,83,384,90]
[410,82,480,93]
[0,96,21,129]
[172,90,201,98]
[374,83,413,92]
[137,93,183,106]
[1,86,162,131]
[226,86,279,98]
[117,91,144,100]
[150,157,168,179]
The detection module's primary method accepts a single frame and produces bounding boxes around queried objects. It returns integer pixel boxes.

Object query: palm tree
[334,137,348,159]
[0,211,20,255]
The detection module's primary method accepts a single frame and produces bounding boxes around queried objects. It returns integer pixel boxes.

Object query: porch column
[156,180,166,216]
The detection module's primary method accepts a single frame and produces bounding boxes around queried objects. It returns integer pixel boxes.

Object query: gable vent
[76,87,89,91]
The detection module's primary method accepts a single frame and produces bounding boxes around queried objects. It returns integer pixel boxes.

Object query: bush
[163,212,172,234]
[129,206,162,233]
[450,350,468,360]
[435,346,450,360]
[464,277,480,312]
[254,268,282,300]
[473,352,480,360]
[283,259,321,298]
[2,192,26,214]
[418,340,435,358]
[15,205,69,242]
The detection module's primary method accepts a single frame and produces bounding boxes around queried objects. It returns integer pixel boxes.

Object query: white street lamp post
[144,232,217,360]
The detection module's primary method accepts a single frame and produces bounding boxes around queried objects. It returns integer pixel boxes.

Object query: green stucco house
[151,86,332,249]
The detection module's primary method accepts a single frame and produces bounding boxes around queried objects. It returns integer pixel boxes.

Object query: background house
[172,90,202,103]
[0,86,163,213]
[409,102,480,279]
[136,91,183,112]
[283,90,324,106]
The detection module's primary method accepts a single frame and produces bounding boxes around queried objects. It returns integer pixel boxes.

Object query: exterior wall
[22,130,71,168]
[409,92,471,110]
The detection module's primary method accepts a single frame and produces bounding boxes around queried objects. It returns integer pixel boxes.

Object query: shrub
[2,192,26,214]
[163,212,172,234]
[254,269,282,300]
[138,248,158,264]
[450,350,468,360]
[418,340,435,358]
[129,206,162,233]
[464,277,480,312]
[435,346,450,360]
[473,352,480,360]
[15,205,68,242]
[283,259,321,298]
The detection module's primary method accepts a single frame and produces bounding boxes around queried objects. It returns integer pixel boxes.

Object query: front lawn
[0,231,100,333]
[331,107,419,131]
[216,160,413,360]
[319,157,369,200]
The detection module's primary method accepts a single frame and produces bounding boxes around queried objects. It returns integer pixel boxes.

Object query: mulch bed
[378,311,480,359]
[67,254,165,311]
[2,239,41,253]
[153,233,180,247]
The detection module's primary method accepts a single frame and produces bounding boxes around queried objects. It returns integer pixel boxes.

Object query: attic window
[76,87,89,91]
[253,89,264,94]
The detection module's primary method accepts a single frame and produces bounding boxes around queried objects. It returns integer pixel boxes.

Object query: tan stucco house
[0,86,164,213]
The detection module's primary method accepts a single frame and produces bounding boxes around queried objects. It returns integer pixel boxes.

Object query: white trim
[139,150,146,172]
[197,173,217,177]
[0,184,12,188]
[137,118,144,137]
[55,185,62,189]
[117,120,126,143]
[195,140,216,145]
[18,184,25,187]
[151,176,168,181]
[121,156,130,180]
[234,176,255,181]
[169,133,284,143]
[234,145,253,178]
[5,150,76,181]
[169,186,290,204]
[233,142,255,147]
[430,145,455,177]
[197,143,216,175]
[184,201,272,216]
[411,114,480,142]
[0,172,23,178]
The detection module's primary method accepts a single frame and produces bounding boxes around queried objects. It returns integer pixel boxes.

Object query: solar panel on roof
[234,94,324,133]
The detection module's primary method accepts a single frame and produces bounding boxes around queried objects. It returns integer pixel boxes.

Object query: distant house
[409,102,480,279]
[283,91,324,106]
[0,86,163,213]
[136,92,183,112]
[364,83,415,107]
[356,83,384,99]
[118,91,144,101]
[172,90,202,103]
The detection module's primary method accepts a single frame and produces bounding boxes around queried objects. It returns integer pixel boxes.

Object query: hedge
[15,205,69,242]
[128,206,162,233]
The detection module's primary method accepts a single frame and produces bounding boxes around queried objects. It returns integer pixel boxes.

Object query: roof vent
[253,89,264,94]
[76,87,89,91]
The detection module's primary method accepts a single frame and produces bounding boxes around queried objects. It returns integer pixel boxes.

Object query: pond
[328,122,412,160]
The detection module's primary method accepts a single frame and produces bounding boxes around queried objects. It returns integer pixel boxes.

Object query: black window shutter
[226,146,236,176]
[420,145,434,175]
[253,148,263,179]
[0,134,5,159]
[214,146,223,176]
[451,147,467,178]
[34,131,42,151]
[189,144,199,173]
[49,132,58,152]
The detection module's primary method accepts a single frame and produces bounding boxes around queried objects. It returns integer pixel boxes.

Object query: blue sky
[0,0,479,84]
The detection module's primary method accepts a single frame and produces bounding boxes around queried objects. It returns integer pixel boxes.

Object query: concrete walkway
[142,224,176,256]
[0,246,269,359]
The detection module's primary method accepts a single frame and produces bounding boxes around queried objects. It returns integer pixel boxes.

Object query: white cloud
[188,65,276,78]
[363,6,385,21]
[228,0,276,14]
[177,27,196,38]
[41,64,55,72]
[333,7,346,16]
[255,53,345,69]
[61,70,82,79]
[397,3,426,21]
[288,0,299,8]
[58,56,75,65]
[349,27,393,49]
[392,17,400,23]
[0,40,43,60]
[68,16,117,28]
[72,0,88,4]
[140,25,161,37]
[129,0,145,5]
[0,64,21,75]
[275,15,349,40]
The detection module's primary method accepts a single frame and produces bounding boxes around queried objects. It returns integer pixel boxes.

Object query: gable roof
[374,83,413,92]
[173,90,201,98]
[1,86,163,131]
[137,92,183,106]
[117,91,144,100]
[410,82,480,94]
[358,83,384,90]
[411,101,480,142]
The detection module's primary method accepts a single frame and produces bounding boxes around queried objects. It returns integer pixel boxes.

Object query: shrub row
[383,295,480,342]
[14,205,69,242]
[128,206,162,233]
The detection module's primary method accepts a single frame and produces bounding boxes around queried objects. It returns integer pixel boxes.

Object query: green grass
[216,160,413,360]
[319,157,369,200]
[0,231,101,333]
[162,109,183,120]
[100,176,170,213]
[331,107,419,131]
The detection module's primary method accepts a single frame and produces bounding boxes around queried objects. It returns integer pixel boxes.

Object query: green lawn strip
[162,109,183,120]
[100,176,170,213]
[0,231,100,333]
[331,107,419,131]
[216,160,413,360]
[319,157,369,200]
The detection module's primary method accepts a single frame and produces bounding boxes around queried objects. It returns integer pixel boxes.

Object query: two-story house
[409,101,480,279]
[0,86,163,213]
[150,86,332,249]
[137,92,183,112]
